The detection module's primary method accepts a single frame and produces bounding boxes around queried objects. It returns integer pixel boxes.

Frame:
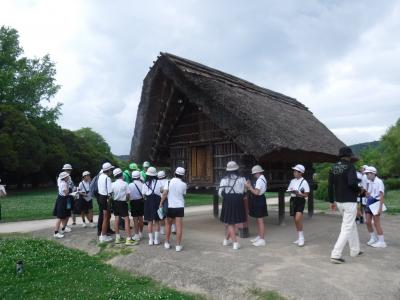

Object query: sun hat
[113,168,123,177]
[131,170,141,179]
[226,161,239,171]
[146,166,157,177]
[102,162,114,172]
[129,163,139,170]
[175,167,185,176]
[82,171,90,177]
[58,171,70,180]
[292,164,305,174]
[364,166,377,175]
[62,164,72,170]
[251,165,264,174]
[157,170,166,179]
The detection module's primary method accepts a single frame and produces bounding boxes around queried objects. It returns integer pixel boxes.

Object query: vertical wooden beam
[278,189,285,225]
[308,185,314,218]
[213,190,219,218]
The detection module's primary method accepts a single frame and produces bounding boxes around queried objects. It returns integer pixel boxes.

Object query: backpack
[89,174,100,198]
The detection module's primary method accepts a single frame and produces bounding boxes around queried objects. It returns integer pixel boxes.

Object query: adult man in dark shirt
[328,147,363,264]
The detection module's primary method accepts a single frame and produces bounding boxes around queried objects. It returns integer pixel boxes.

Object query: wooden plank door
[190,145,213,185]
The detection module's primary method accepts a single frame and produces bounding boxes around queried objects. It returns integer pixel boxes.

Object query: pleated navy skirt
[220,192,246,225]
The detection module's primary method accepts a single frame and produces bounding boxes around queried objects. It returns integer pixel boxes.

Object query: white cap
[102,162,114,172]
[157,170,166,179]
[226,161,239,171]
[251,165,264,174]
[365,166,377,174]
[58,171,70,180]
[143,161,150,168]
[82,171,90,177]
[146,166,157,177]
[132,170,141,179]
[62,164,72,170]
[292,164,305,174]
[175,167,185,176]
[113,168,123,177]
[361,165,369,169]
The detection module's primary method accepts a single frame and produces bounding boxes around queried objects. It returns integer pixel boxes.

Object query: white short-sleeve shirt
[218,175,246,197]
[367,177,385,199]
[142,179,163,196]
[78,180,91,201]
[98,173,112,196]
[158,178,168,193]
[255,175,267,195]
[287,177,310,197]
[164,178,187,208]
[128,180,143,200]
[58,180,68,196]
[112,179,130,201]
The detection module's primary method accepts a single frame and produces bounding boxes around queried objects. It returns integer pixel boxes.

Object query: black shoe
[330,257,345,264]
[360,217,364,224]
[107,229,115,235]
[356,251,364,257]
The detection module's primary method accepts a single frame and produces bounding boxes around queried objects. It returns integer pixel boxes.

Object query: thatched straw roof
[131,53,345,163]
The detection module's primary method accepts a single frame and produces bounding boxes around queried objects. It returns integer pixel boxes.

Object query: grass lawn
[0,188,278,222]
[0,234,201,300]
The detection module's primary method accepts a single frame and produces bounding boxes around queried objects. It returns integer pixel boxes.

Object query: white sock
[116,234,121,239]
[148,233,153,241]
[155,231,160,241]
[378,235,385,242]
[370,232,377,239]
[298,231,304,239]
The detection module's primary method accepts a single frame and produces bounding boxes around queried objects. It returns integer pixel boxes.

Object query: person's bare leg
[165,218,172,243]
[114,216,120,235]
[124,216,131,237]
[229,225,237,243]
[176,217,183,245]
[54,219,62,232]
[154,221,160,232]
[139,217,144,233]
[257,218,265,239]
[148,221,153,234]
[365,213,374,233]
[373,215,383,235]
[295,212,303,231]
[88,209,93,223]
[101,210,109,235]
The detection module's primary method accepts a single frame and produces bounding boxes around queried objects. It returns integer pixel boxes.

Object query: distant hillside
[350,141,380,156]
[115,155,130,161]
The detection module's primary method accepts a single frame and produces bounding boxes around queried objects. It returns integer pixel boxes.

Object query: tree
[0,26,61,122]
[380,119,400,177]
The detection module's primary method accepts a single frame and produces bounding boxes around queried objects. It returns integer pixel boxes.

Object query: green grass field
[0,234,200,300]
[0,188,278,222]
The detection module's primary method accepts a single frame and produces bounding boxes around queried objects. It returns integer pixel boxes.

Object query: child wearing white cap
[245,165,268,247]
[364,166,387,248]
[111,168,136,245]
[160,167,187,252]
[157,170,168,235]
[97,162,114,243]
[287,164,310,247]
[128,170,144,241]
[219,161,247,250]
[53,172,70,238]
[142,166,164,245]
[78,171,95,228]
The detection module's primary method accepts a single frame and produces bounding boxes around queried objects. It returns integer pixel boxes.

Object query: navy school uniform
[142,179,163,222]
[219,175,247,225]
[248,175,268,218]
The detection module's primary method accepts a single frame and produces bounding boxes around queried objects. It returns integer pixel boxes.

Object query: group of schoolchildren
[54,156,387,254]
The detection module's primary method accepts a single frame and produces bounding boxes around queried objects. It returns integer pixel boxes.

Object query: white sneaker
[148,239,154,246]
[99,235,112,243]
[297,239,305,247]
[253,239,266,247]
[160,226,165,235]
[82,223,87,228]
[138,232,143,239]
[223,239,232,246]
[250,236,260,243]
[164,242,171,249]
[89,222,96,228]
[371,241,387,248]
[233,242,240,250]
[154,239,160,245]
[54,233,64,239]
[132,234,141,241]
[293,239,299,244]
[64,226,72,233]
[367,237,378,246]
[176,245,183,252]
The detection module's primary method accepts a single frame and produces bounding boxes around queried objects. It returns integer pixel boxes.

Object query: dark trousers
[96,197,112,235]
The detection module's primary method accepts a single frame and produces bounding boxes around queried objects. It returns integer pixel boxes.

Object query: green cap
[129,163,139,170]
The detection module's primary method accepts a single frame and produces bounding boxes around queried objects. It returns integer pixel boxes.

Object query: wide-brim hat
[102,162,114,172]
[364,166,377,174]
[226,161,239,171]
[58,171,70,180]
[251,165,264,174]
[131,170,141,179]
[113,168,123,177]
[62,164,72,170]
[82,171,90,177]
[175,167,185,176]
[146,166,157,177]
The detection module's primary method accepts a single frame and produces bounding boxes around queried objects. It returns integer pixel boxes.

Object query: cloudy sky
[1,0,399,155]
